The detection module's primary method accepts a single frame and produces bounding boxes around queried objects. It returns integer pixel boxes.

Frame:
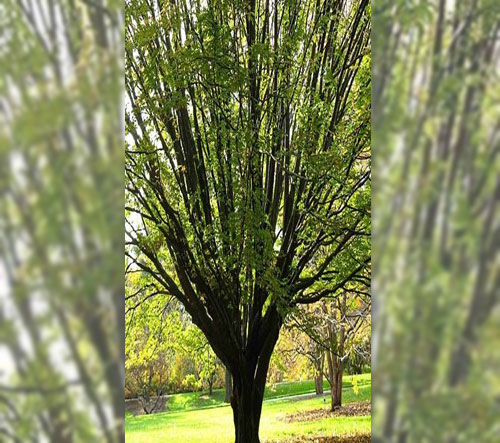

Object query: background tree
[180,322,222,396]
[126,275,226,399]
[344,324,370,376]
[267,327,311,387]
[272,325,325,394]
[125,274,177,412]
[125,323,172,413]
[125,0,370,441]
[290,283,371,411]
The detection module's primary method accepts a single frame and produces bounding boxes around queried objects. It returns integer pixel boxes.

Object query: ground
[125,374,371,443]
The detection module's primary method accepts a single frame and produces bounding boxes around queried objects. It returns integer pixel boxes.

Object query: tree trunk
[225,367,232,403]
[231,371,265,443]
[327,305,345,411]
[329,380,336,411]
[229,314,281,443]
[314,350,324,395]
[332,357,343,409]
[326,349,336,411]
[314,374,323,395]
[326,350,343,410]
[333,318,346,409]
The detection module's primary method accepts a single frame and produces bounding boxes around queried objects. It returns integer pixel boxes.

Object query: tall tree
[277,323,326,394]
[125,0,370,441]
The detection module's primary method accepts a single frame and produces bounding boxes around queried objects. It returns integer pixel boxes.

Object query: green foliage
[125,274,224,397]
[125,0,370,350]
[182,374,202,392]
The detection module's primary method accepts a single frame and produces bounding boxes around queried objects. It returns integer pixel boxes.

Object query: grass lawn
[154,373,371,413]
[125,374,371,443]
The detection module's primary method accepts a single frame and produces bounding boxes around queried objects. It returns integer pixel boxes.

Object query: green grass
[154,373,371,413]
[125,374,371,443]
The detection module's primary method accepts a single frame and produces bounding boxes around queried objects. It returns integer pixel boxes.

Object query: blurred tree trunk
[0,1,123,442]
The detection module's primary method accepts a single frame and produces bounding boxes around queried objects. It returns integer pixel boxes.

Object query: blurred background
[0,1,124,442]
[373,0,500,442]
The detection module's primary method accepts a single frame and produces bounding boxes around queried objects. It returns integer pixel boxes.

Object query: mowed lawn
[125,374,371,443]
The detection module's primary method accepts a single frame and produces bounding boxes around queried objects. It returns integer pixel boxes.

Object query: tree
[313,347,325,395]
[271,326,324,394]
[126,275,226,399]
[290,285,370,411]
[125,0,370,441]
[324,292,370,410]
[293,329,326,395]
[180,323,222,396]
[125,275,177,413]
[125,322,172,413]
[344,328,370,375]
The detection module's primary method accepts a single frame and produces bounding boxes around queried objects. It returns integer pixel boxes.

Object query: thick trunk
[326,350,343,410]
[229,311,281,443]
[225,367,232,403]
[231,373,265,443]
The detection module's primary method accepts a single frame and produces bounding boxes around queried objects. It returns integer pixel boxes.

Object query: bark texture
[225,368,233,403]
